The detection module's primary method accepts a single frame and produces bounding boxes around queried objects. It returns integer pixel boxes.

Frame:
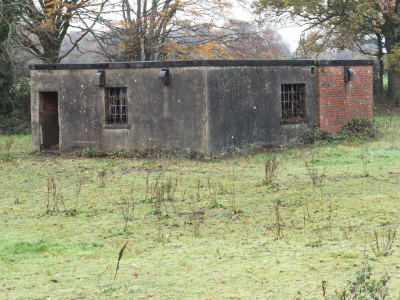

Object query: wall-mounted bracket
[344,66,355,82]
[159,69,169,85]
[95,71,105,86]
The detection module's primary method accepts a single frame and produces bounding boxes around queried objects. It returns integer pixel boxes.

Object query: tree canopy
[254,0,400,100]
[86,0,290,61]
[3,0,109,63]
[0,0,22,114]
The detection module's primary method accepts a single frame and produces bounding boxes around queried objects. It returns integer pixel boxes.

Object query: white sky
[232,6,304,53]
[278,27,304,52]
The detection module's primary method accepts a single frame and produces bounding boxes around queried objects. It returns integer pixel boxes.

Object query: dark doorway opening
[39,92,59,150]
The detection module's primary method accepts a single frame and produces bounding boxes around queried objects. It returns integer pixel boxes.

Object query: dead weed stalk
[0,136,14,161]
[144,170,151,201]
[371,226,397,257]
[231,164,236,212]
[328,201,333,240]
[148,172,163,203]
[98,168,107,187]
[361,145,371,177]
[274,200,284,239]
[114,241,129,279]
[74,171,85,208]
[46,175,56,210]
[165,177,178,201]
[264,153,283,186]
[185,195,207,237]
[121,188,135,233]
[304,148,326,203]
[153,185,167,243]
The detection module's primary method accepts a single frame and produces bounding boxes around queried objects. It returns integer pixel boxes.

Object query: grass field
[1,116,400,299]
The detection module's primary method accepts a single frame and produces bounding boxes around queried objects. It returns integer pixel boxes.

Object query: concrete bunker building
[30,60,373,154]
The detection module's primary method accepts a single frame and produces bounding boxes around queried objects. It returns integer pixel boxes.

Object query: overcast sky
[232,7,304,53]
[278,27,304,52]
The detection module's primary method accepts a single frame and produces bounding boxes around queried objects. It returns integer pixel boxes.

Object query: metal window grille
[281,84,306,119]
[108,88,127,124]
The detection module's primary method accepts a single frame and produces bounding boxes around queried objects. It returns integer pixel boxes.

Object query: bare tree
[90,0,281,61]
[7,0,109,63]
[219,20,290,59]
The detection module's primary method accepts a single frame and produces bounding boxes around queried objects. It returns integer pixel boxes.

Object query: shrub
[0,111,31,135]
[340,117,381,139]
[330,263,390,300]
[299,117,381,145]
[71,147,102,158]
[299,126,338,145]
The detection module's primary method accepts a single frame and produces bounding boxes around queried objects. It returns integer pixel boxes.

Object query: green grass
[3,239,51,255]
[1,116,400,299]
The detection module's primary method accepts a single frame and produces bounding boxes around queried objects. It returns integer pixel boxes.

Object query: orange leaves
[376,0,397,19]
[162,40,232,61]
[16,0,105,63]
[107,0,254,61]
[37,19,57,33]
[260,51,271,58]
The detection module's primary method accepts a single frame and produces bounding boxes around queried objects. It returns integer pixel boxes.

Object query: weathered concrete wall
[101,67,208,152]
[31,67,208,153]
[30,60,374,154]
[207,66,318,153]
[31,69,103,152]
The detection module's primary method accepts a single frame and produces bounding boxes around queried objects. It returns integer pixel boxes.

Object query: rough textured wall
[207,66,318,153]
[31,69,103,152]
[31,65,318,154]
[317,65,373,132]
[31,61,373,154]
[102,67,208,152]
[31,68,208,153]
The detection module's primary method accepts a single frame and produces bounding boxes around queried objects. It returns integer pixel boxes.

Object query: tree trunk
[378,60,384,95]
[388,66,400,105]
[381,13,400,103]
[376,33,384,96]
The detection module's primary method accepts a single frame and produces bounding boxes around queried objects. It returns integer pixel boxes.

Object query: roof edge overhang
[29,59,374,70]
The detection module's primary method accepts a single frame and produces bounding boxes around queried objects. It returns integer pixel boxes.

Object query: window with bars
[107,88,127,124]
[281,84,306,119]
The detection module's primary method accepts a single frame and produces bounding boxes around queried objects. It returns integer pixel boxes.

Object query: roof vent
[344,67,354,82]
[95,71,105,86]
[159,69,169,85]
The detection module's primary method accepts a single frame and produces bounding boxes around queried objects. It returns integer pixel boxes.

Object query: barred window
[108,88,127,124]
[281,84,306,119]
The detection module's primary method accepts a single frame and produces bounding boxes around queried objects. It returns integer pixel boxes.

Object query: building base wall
[30,60,374,154]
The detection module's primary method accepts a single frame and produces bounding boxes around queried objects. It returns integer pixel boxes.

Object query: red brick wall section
[317,65,373,132]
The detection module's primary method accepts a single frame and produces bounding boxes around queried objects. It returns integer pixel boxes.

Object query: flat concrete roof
[29,60,374,70]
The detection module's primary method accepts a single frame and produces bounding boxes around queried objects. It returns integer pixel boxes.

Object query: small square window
[281,84,306,119]
[107,88,127,124]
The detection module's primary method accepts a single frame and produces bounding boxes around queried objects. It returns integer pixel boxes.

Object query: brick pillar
[317,65,373,132]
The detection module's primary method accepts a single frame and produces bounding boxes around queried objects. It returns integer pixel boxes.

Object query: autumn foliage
[93,0,289,61]
[254,0,400,99]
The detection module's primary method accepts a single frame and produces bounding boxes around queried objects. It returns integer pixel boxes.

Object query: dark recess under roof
[29,60,374,70]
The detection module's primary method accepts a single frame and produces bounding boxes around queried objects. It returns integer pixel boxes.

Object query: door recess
[39,92,59,150]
